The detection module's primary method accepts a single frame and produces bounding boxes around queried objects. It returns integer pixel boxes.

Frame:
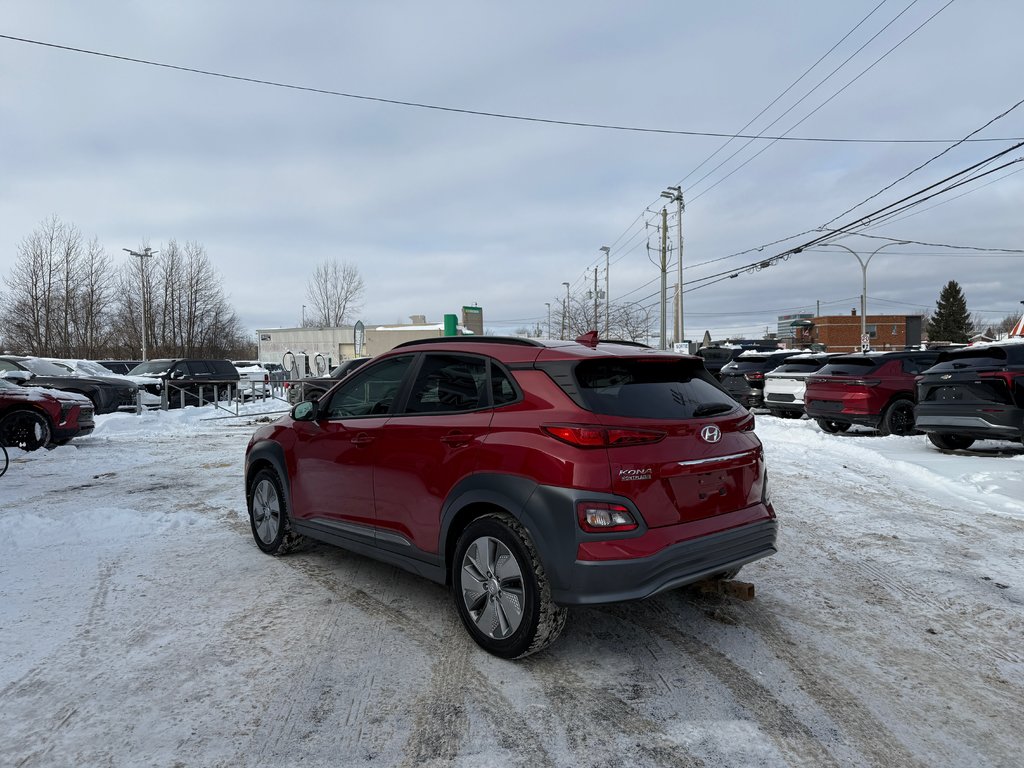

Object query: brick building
[789,310,923,352]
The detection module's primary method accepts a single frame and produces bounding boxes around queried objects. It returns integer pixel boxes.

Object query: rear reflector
[542,424,665,448]
[577,502,638,533]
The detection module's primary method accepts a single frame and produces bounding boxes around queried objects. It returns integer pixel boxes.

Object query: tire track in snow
[675,596,926,768]
[522,653,706,768]
[249,548,556,767]
[604,602,844,768]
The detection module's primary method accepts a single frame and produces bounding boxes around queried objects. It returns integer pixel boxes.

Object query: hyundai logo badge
[700,425,722,443]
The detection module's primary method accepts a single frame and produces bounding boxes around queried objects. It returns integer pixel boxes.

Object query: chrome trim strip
[677,451,755,468]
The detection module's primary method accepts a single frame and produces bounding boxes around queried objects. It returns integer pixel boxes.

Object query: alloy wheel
[460,535,526,640]
[251,477,282,545]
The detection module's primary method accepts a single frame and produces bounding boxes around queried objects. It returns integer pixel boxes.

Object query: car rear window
[772,358,828,373]
[816,357,883,376]
[573,359,736,419]
[698,348,736,364]
[929,346,1021,371]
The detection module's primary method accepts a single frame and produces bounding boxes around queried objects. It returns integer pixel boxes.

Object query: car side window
[404,354,489,414]
[322,355,414,419]
[490,364,519,406]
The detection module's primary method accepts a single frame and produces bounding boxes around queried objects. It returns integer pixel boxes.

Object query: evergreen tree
[927,280,972,343]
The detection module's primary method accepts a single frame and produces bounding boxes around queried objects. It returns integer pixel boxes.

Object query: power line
[685,0,927,199]
[1,33,1018,145]
[821,93,1024,228]
[688,0,959,204]
[677,0,893,188]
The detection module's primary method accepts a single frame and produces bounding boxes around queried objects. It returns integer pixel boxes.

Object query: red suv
[0,377,95,450]
[244,335,777,658]
[804,350,940,435]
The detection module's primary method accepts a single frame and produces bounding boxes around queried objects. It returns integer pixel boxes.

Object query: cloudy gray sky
[3,1,1023,341]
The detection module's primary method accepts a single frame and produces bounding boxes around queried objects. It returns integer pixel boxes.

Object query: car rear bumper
[805,399,882,428]
[551,515,778,606]
[915,405,1023,440]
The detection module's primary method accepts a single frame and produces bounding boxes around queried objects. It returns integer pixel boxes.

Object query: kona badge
[619,467,652,482]
[700,425,722,443]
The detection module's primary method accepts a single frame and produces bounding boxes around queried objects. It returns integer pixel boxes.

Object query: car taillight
[979,371,1024,388]
[744,372,765,381]
[848,379,880,387]
[541,424,666,448]
[576,502,638,533]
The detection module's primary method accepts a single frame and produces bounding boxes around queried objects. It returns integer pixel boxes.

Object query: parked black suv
[128,359,240,408]
[915,342,1024,450]
[0,355,138,414]
[719,350,800,408]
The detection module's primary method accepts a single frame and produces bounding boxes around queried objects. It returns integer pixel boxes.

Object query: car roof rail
[392,336,546,350]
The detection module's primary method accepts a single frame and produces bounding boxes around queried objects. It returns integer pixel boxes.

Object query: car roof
[387,335,695,365]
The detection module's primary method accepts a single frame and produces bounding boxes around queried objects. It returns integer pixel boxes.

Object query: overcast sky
[3,1,1024,342]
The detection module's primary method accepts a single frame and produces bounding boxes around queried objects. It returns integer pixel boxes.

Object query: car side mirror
[1,370,30,383]
[292,401,318,421]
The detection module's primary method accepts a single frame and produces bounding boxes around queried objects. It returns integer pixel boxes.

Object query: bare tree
[1,215,87,355]
[306,259,365,327]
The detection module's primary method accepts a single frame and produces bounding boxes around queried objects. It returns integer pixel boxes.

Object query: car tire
[815,418,850,434]
[879,399,916,436]
[452,513,567,659]
[247,467,307,555]
[927,433,976,451]
[0,408,52,451]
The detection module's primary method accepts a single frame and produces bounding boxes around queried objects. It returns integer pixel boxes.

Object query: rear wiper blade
[693,402,735,417]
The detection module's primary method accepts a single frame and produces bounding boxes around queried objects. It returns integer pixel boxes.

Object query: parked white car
[763,353,836,418]
[232,361,271,400]
[45,359,163,408]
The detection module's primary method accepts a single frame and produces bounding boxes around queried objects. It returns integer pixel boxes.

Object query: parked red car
[245,335,777,658]
[0,378,95,450]
[804,350,940,435]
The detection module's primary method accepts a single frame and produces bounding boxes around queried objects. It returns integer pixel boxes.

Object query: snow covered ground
[1,404,1021,767]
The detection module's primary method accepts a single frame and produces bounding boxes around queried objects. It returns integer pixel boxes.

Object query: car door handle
[441,432,471,447]
[351,433,375,446]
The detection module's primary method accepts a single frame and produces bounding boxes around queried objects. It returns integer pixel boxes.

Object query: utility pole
[600,246,610,337]
[123,246,157,361]
[661,186,684,347]
[545,302,551,339]
[592,267,599,332]
[659,204,667,348]
[561,282,570,339]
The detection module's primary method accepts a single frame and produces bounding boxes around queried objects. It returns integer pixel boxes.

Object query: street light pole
[122,247,157,361]
[545,302,551,339]
[820,240,907,350]
[302,305,306,327]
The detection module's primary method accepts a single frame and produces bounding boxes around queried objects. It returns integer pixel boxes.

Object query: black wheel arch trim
[439,473,647,594]
[245,440,291,500]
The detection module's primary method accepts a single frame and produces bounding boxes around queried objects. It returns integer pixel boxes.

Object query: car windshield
[816,357,882,376]
[73,360,112,376]
[14,358,72,376]
[574,358,736,419]
[129,361,173,376]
